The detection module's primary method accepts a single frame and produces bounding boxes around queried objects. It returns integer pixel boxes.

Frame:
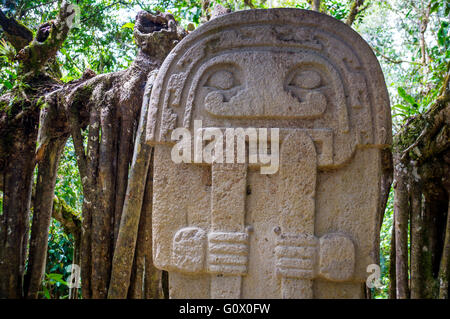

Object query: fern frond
[0,39,17,62]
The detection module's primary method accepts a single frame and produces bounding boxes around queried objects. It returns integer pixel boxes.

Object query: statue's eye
[206,70,236,90]
[289,70,321,89]
[285,68,324,104]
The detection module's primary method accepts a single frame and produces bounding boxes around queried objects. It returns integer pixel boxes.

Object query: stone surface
[145,8,391,298]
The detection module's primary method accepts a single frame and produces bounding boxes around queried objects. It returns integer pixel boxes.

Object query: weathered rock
[145,8,391,299]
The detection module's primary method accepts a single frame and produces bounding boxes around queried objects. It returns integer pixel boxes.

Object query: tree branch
[370,45,421,65]
[312,0,321,12]
[346,0,366,26]
[17,0,59,20]
[81,1,133,24]
[244,0,255,9]
[52,196,82,239]
[419,0,432,66]
[17,1,74,74]
[0,8,32,51]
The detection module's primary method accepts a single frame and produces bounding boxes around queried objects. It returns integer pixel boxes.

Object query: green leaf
[122,22,135,30]
[397,87,416,106]
[1,81,13,90]
[46,273,69,286]
[393,104,410,112]
[393,113,408,118]
[437,22,449,47]
[430,2,440,14]
[43,286,50,299]
[46,273,63,280]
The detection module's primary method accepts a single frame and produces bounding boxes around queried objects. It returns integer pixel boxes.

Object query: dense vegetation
[0,0,448,299]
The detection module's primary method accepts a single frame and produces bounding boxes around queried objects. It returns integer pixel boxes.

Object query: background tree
[0,0,186,299]
[0,0,448,299]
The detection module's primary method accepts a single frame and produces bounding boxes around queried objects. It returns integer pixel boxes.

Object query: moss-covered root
[52,196,82,239]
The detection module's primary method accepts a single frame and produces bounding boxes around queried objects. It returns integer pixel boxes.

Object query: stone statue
[145,8,391,298]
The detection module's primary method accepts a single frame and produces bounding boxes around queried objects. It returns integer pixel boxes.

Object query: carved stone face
[199,51,330,119]
[146,17,389,167]
[185,50,351,168]
[146,9,392,299]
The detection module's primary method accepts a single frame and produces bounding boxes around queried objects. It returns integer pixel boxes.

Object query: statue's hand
[275,233,318,280]
[207,232,249,276]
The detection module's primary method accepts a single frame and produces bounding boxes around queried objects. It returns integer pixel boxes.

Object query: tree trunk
[141,156,163,299]
[25,135,69,299]
[108,72,155,298]
[410,179,426,298]
[393,157,410,299]
[391,67,449,299]
[0,1,82,298]
[389,219,397,298]
[439,201,450,298]
[0,126,38,298]
[312,0,321,12]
